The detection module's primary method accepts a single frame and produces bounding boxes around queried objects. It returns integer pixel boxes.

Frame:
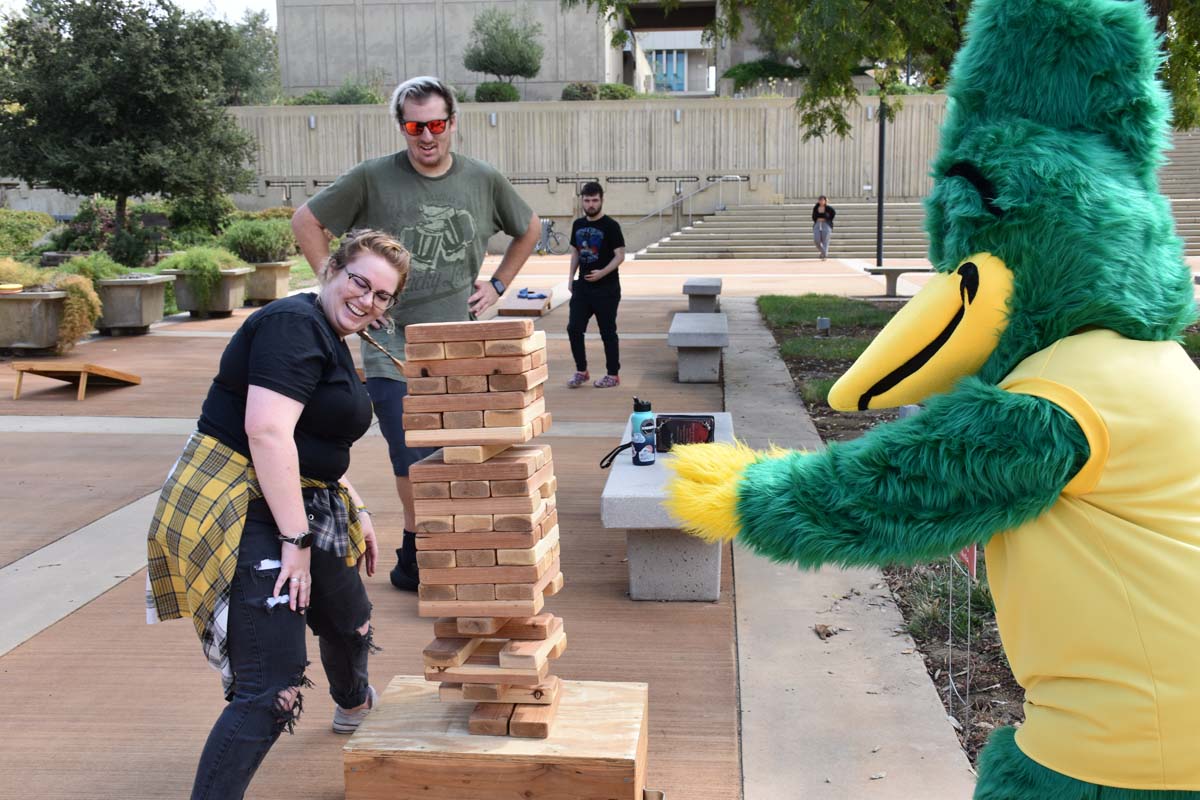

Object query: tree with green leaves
[217,9,281,106]
[567,0,1198,136]
[463,6,545,84]
[0,0,255,235]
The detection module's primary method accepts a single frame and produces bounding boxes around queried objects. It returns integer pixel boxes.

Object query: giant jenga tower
[401,318,567,739]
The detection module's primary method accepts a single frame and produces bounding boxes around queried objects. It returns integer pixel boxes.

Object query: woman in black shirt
[812,195,836,260]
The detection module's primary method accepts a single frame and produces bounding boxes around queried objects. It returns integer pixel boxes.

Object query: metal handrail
[625,174,746,235]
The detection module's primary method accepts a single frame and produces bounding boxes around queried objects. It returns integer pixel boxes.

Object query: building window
[650,50,687,92]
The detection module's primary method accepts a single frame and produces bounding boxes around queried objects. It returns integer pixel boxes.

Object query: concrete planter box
[95,274,174,334]
[0,290,67,350]
[162,267,253,318]
[39,251,87,268]
[245,260,292,305]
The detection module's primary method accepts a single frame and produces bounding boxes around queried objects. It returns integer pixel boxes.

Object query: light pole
[876,99,887,267]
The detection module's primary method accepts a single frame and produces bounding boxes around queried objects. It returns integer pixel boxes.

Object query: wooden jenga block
[529,348,548,369]
[406,376,446,395]
[468,702,514,735]
[491,556,560,600]
[443,410,484,429]
[426,641,549,686]
[418,594,543,619]
[422,636,483,668]
[494,498,549,531]
[402,412,442,430]
[540,508,559,535]
[404,355,534,379]
[497,525,560,566]
[420,551,556,586]
[404,342,445,361]
[456,583,496,601]
[543,572,565,597]
[460,676,561,706]
[460,683,510,701]
[509,689,562,739]
[416,550,456,569]
[442,444,511,464]
[483,398,547,428]
[447,375,488,393]
[412,481,450,499]
[453,515,493,532]
[455,549,498,567]
[489,460,555,497]
[532,412,552,436]
[539,476,557,498]
[548,633,568,659]
[434,614,559,641]
[415,493,541,517]
[456,617,507,635]
[450,480,490,498]
[499,626,567,670]
[414,516,453,533]
[403,386,542,413]
[484,331,547,356]
[406,424,533,448]
[417,529,539,551]
[418,584,457,601]
[406,319,533,343]
[410,444,548,481]
[443,340,485,359]
[488,364,549,392]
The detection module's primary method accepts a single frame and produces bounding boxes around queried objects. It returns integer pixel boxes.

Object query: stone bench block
[627,528,722,601]
[677,347,722,383]
[683,277,722,312]
[668,312,728,383]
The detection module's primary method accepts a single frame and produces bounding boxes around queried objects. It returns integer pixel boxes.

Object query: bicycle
[535,218,570,255]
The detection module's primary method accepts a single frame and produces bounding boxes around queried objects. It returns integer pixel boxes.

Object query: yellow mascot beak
[828,253,1013,411]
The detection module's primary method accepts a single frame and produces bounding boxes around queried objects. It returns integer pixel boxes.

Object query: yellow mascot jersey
[989,328,1200,790]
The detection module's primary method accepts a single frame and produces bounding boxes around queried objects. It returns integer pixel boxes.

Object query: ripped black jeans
[190,499,374,800]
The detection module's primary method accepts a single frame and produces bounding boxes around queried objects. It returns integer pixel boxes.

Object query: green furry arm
[735,376,1090,568]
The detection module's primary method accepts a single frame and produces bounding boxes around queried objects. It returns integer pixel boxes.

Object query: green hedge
[0,209,57,256]
[476,82,520,102]
[562,82,598,101]
[598,82,636,100]
[221,219,296,263]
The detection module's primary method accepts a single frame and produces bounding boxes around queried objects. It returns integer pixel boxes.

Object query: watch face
[491,278,505,294]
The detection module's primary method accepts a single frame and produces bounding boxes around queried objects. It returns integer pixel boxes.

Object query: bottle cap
[633,397,652,412]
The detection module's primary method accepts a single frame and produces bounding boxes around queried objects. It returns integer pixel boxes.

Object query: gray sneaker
[332,684,377,734]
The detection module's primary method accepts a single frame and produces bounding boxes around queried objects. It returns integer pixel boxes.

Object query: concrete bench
[683,277,722,312]
[667,312,728,383]
[601,412,733,601]
[865,265,934,297]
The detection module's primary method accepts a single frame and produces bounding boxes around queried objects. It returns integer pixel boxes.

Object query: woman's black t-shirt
[198,293,372,481]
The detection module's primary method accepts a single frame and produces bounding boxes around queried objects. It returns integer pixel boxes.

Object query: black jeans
[190,498,374,800]
[567,280,621,376]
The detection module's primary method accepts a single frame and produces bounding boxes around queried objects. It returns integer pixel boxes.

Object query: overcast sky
[0,0,277,27]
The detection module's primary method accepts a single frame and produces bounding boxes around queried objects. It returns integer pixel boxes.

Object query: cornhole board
[344,675,648,800]
[498,290,552,317]
[12,362,141,401]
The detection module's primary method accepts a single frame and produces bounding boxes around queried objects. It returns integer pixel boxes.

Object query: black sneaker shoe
[389,530,420,591]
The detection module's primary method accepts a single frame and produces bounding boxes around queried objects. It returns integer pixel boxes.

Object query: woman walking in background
[812,196,835,260]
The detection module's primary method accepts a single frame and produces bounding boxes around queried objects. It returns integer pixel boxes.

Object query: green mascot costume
[664,0,1200,797]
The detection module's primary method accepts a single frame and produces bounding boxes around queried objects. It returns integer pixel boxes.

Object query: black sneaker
[389,546,420,591]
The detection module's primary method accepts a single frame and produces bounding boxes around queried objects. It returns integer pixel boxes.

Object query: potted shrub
[158,247,253,318]
[220,219,296,304]
[62,252,172,335]
[0,257,102,353]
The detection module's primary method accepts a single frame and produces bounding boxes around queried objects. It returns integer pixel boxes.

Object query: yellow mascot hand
[663,441,766,543]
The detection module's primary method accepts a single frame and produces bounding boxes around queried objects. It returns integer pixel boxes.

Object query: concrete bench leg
[885,274,899,297]
[626,528,722,601]
[688,295,719,313]
[677,347,721,383]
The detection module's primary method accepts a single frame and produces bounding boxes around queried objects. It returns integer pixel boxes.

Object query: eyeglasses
[345,270,398,309]
[401,117,450,136]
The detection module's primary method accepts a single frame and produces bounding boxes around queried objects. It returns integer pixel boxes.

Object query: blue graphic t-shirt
[570,214,625,289]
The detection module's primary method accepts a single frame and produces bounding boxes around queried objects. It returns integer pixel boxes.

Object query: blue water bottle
[630,397,656,466]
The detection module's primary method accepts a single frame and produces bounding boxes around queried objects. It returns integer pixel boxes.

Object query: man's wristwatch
[278,532,313,548]
[489,277,506,296]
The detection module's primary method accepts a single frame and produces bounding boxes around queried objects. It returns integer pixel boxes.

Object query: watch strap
[490,277,506,295]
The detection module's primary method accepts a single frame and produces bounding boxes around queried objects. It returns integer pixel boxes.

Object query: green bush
[451,85,473,103]
[168,193,236,236]
[476,82,520,102]
[561,82,598,101]
[105,228,152,267]
[52,197,116,252]
[60,252,131,282]
[598,82,636,100]
[221,219,295,263]
[232,206,296,222]
[159,247,245,312]
[329,77,385,105]
[0,256,46,288]
[722,59,808,92]
[0,210,57,256]
[288,89,334,105]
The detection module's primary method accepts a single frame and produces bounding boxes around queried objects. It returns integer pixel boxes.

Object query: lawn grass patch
[759,293,894,331]
[797,377,837,407]
[780,335,872,360]
[289,259,317,290]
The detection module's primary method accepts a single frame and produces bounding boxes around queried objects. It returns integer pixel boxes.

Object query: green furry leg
[974,727,1200,800]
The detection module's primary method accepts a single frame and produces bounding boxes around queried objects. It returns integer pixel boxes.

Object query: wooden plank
[456,549,498,567]
[456,617,508,635]
[444,340,485,359]
[443,410,483,429]
[442,444,511,464]
[453,515,493,533]
[447,375,488,394]
[484,331,547,356]
[418,594,544,619]
[405,319,533,343]
[418,584,457,601]
[509,688,563,739]
[404,355,532,379]
[529,348,547,369]
[403,385,542,413]
[539,476,557,498]
[409,445,548,482]
[344,677,649,800]
[467,702,514,736]
[414,516,453,533]
[548,633,568,659]
[416,550,456,569]
[456,583,497,601]
[416,529,539,551]
[414,492,541,517]
[532,412,552,437]
[422,637,483,668]
[406,376,446,395]
[543,572,565,598]
[402,412,442,430]
[403,342,445,360]
[490,460,555,497]
[499,627,567,670]
[434,614,559,641]
[483,398,546,428]
[450,480,490,499]
[458,683,510,702]
[493,558,562,600]
[406,424,533,448]
[426,658,548,687]
[412,481,450,499]
[497,525,559,566]
[420,550,557,586]
[488,364,549,392]
[493,498,550,531]
[461,676,561,706]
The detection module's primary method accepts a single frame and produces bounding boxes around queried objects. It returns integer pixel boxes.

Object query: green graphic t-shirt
[307,151,532,380]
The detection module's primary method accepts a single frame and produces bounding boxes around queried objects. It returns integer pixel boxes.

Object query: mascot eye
[946,162,1005,218]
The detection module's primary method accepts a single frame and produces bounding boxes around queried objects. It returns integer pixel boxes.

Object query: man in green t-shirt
[293,76,539,592]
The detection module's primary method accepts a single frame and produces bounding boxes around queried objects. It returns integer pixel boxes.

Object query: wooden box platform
[345,676,648,800]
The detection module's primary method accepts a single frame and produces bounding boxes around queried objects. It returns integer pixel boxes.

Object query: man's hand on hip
[469,279,501,315]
